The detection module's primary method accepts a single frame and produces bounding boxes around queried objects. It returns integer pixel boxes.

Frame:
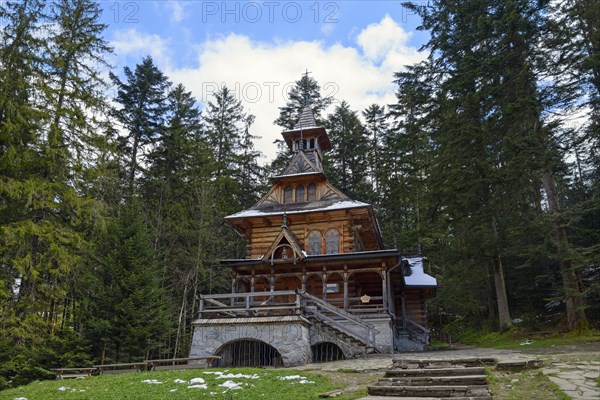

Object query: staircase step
[367,385,491,398]
[392,358,496,369]
[385,367,485,378]
[358,396,492,400]
[378,375,488,386]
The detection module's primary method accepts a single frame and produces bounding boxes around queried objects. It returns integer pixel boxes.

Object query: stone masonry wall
[190,319,312,367]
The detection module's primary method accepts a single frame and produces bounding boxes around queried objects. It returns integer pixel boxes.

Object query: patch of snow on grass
[141,379,162,384]
[57,387,68,391]
[173,379,186,383]
[170,389,178,392]
[298,379,315,384]
[278,375,307,380]
[217,373,259,379]
[219,380,243,390]
[187,384,208,389]
[189,377,205,384]
[203,371,223,375]
[13,397,28,400]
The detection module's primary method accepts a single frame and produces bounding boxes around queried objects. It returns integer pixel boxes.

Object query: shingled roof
[293,106,318,130]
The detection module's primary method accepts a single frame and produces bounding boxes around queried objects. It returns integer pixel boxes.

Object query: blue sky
[99,0,430,161]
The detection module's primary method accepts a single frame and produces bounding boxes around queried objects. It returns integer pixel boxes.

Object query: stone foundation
[190,316,312,367]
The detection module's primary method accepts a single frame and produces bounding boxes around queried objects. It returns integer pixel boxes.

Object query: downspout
[386,256,403,320]
[387,256,403,352]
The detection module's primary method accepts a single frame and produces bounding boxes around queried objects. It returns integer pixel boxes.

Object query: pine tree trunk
[492,254,512,328]
[541,168,588,330]
[489,217,512,328]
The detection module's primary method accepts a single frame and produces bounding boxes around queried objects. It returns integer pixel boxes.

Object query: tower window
[284,186,293,203]
[310,138,315,149]
[295,185,305,203]
[307,183,317,201]
[326,229,339,254]
[302,139,307,149]
[308,231,322,255]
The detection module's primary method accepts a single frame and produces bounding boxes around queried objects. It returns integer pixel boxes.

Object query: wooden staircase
[366,358,493,399]
[300,291,378,353]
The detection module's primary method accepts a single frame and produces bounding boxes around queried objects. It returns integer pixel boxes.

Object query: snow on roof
[225,200,370,219]
[271,171,322,179]
[404,257,437,287]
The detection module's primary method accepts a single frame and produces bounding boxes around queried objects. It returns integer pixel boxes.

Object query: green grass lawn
[460,329,600,350]
[0,368,348,400]
[487,368,571,400]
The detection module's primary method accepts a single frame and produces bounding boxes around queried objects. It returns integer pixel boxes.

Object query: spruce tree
[325,101,372,200]
[274,73,333,130]
[362,104,388,195]
[110,56,170,196]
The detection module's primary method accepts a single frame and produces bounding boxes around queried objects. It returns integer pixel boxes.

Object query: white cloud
[166,1,186,23]
[114,16,424,163]
[357,14,414,64]
[110,28,172,68]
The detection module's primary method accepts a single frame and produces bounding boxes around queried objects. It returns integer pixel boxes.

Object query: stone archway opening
[311,342,346,363]
[216,339,283,367]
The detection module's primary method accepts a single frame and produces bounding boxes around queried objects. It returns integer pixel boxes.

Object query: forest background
[0,0,597,389]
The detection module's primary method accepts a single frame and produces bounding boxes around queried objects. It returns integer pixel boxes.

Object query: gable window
[295,185,305,202]
[326,229,339,254]
[284,186,293,203]
[307,183,317,201]
[308,231,322,255]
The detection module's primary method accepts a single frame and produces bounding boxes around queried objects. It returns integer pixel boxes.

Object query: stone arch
[215,339,283,367]
[311,341,346,363]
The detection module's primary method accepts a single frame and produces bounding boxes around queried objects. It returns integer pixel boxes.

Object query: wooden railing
[300,291,378,349]
[396,317,430,345]
[199,290,378,349]
[429,328,453,346]
[199,291,301,317]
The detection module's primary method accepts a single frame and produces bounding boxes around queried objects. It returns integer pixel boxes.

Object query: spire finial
[302,69,311,107]
[282,212,287,228]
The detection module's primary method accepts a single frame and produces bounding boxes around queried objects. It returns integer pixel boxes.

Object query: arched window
[309,138,315,149]
[284,186,293,203]
[302,139,307,149]
[307,183,317,201]
[294,139,300,150]
[326,229,339,254]
[308,231,322,255]
[295,185,305,202]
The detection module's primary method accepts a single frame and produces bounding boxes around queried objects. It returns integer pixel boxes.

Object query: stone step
[385,367,485,378]
[358,396,492,400]
[378,375,488,386]
[392,357,496,369]
[367,384,491,398]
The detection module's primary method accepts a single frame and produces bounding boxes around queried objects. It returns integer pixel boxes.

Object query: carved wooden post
[301,266,306,291]
[322,271,328,302]
[250,277,255,306]
[343,272,349,311]
[381,270,388,312]
[231,277,236,306]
